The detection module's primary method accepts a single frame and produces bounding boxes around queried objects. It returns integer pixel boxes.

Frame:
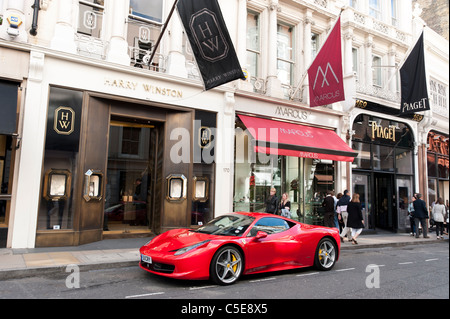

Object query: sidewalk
[0,232,448,280]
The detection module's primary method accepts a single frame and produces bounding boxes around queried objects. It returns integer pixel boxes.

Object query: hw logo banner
[177,0,245,90]
[190,9,229,63]
[54,106,75,135]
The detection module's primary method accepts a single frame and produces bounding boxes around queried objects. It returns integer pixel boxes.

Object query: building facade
[0,0,448,248]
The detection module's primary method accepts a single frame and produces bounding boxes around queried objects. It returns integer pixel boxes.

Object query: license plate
[141,254,152,264]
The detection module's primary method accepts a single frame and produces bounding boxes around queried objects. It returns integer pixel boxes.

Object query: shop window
[395,148,413,175]
[352,141,371,170]
[353,174,373,230]
[38,88,83,231]
[428,179,437,208]
[427,153,437,177]
[438,156,449,179]
[128,0,164,70]
[191,111,216,226]
[233,118,336,227]
[373,145,394,172]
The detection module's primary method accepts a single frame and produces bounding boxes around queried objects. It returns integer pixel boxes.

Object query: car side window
[248,217,290,237]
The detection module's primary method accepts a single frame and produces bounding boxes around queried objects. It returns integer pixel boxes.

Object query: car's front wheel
[314,238,337,271]
[210,246,243,285]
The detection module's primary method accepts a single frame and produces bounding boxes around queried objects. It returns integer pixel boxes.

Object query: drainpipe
[29,0,40,36]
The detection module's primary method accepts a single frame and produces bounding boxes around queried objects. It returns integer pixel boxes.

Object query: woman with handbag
[432,197,446,239]
[279,193,291,218]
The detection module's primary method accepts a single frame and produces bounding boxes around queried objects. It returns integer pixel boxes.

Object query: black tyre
[314,238,337,271]
[210,246,243,285]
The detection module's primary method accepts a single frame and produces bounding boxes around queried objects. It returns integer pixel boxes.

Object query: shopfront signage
[275,106,310,121]
[354,99,424,123]
[370,121,396,142]
[54,106,75,135]
[104,78,183,99]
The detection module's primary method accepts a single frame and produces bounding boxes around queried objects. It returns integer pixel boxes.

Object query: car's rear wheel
[210,246,243,285]
[314,238,337,271]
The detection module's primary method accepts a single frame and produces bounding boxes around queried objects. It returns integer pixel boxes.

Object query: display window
[427,131,449,208]
[233,118,336,226]
[37,87,83,231]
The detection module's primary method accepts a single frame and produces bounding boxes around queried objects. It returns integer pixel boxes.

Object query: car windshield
[194,215,255,237]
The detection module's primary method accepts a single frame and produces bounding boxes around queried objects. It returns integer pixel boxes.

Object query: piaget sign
[104,78,183,99]
[370,121,396,142]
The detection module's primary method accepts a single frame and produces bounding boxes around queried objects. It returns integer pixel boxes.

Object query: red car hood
[144,229,221,253]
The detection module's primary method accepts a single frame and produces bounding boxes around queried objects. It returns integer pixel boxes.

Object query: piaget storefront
[350,113,415,232]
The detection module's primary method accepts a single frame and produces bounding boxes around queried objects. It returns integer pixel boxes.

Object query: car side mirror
[255,231,268,240]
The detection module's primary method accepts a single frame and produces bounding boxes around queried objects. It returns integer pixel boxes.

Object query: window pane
[247,12,260,52]
[438,156,449,178]
[373,145,394,171]
[395,148,413,174]
[372,56,382,86]
[130,0,163,23]
[427,153,437,177]
[311,33,319,60]
[352,142,371,169]
[277,60,293,85]
[369,0,381,19]
[277,24,293,60]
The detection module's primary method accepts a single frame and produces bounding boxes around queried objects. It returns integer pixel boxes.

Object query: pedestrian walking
[413,193,429,239]
[432,197,446,239]
[322,190,335,228]
[347,193,365,245]
[337,190,351,242]
[335,193,343,231]
[408,194,417,236]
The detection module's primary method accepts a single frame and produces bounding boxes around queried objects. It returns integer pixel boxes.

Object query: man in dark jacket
[413,193,429,238]
[322,191,335,227]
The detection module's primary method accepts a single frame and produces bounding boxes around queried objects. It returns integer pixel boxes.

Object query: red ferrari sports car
[139,212,340,285]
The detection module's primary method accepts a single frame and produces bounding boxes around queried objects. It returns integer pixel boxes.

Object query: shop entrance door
[103,116,163,236]
[374,173,396,230]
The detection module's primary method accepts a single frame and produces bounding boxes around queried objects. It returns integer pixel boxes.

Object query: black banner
[177,0,246,90]
[399,32,430,115]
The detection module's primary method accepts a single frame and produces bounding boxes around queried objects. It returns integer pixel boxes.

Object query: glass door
[374,173,395,230]
[104,116,161,235]
[397,176,413,232]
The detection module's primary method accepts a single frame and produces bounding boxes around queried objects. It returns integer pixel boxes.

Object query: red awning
[238,114,357,162]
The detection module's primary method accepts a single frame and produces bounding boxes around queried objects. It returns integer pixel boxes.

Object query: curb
[0,260,137,281]
[340,238,446,250]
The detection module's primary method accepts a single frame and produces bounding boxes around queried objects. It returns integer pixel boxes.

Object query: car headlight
[173,240,211,256]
